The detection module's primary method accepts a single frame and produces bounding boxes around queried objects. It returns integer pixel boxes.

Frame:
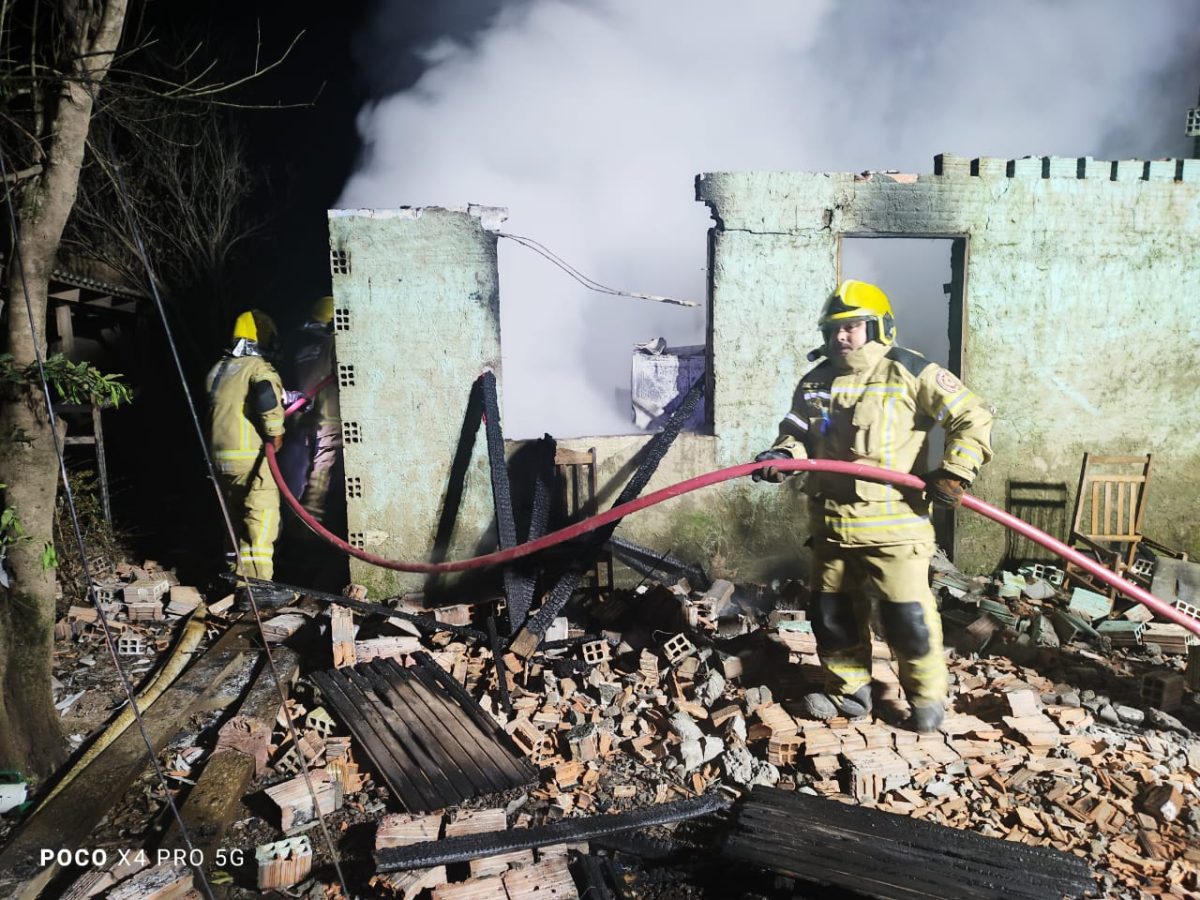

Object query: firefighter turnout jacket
[205,348,285,578]
[771,340,994,546]
[207,351,285,465]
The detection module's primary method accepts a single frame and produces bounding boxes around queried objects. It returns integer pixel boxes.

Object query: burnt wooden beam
[157,648,300,894]
[230,575,487,641]
[0,617,261,899]
[376,793,731,872]
[722,786,1094,900]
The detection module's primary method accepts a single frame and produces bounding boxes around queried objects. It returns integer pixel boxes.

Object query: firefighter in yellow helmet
[292,296,342,525]
[752,280,994,732]
[206,309,285,583]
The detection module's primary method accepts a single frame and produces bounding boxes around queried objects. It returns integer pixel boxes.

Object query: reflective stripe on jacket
[772,341,993,546]
[205,353,284,466]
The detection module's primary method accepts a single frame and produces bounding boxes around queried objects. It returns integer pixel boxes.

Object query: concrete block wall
[328,207,505,596]
[330,154,1200,594]
[697,156,1200,572]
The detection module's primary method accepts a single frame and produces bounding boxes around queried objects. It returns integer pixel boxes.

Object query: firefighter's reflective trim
[831,383,906,396]
[935,387,976,421]
[881,394,897,470]
[824,512,931,530]
[947,442,984,465]
[784,412,809,431]
[822,656,873,693]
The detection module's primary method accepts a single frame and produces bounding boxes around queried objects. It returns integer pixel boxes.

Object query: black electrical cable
[0,149,216,900]
[93,144,351,895]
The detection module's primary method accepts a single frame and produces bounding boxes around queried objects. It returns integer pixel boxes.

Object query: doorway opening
[839,235,968,553]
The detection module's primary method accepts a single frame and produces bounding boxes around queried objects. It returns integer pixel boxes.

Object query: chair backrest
[1071,453,1152,542]
[1005,480,1070,565]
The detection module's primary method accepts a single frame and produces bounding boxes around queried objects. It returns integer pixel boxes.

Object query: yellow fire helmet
[311,295,335,326]
[818,279,896,345]
[231,309,279,350]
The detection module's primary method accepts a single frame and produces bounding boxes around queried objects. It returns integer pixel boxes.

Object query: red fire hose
[264,445,1199,636]
[285,374,335,416]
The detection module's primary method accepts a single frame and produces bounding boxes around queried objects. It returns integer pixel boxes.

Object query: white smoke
[341,0,1199,438]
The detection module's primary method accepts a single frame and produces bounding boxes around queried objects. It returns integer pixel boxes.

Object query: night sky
[142,0,529,333]
[144,1,369,331]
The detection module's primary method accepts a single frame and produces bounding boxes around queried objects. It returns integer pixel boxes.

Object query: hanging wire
[0,149,217,900]
[94,140,352,895]
[496,231,699,307]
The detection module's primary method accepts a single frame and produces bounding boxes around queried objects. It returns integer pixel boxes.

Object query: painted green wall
[329,207,505,597]
[330,155,1200,596]
[697,157,1200,572]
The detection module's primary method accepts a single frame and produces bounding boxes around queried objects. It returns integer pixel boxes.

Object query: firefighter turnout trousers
[810,537,947,709]
[218,453,280,580]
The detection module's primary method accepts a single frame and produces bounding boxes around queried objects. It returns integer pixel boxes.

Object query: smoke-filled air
[340,0,1200,438]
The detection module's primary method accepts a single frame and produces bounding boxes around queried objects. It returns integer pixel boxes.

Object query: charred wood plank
[395,659,534,788]
[408,654,536,783]
[512,376,704,651]
[376,793,730,873]
[608,536,707,588]
[309,669,442,811]
[232,575,486,641]
[486,615,511,714]
[480,371,527,634]
[362,661,502,797]
[159,648,300,863]
[313,657,534,815]
[722,787,1093,900]
[0,616,260,898]
[345,666,470,805]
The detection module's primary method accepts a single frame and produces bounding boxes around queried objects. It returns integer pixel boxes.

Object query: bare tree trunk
[0,0,128,780]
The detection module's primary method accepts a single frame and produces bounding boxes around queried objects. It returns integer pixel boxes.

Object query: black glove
[925,470,967,508]
[752,449,793,483]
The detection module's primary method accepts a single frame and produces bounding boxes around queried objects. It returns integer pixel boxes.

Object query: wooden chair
[1065,453,1186,597]
[1004,479,1070,569]
[554,447,614,599]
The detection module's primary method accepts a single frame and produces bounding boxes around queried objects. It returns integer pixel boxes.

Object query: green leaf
[40,542,58,571]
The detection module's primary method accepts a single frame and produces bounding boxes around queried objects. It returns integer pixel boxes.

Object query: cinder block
[1029,563,1064,586]
[1111,159,1144,181]
[1178,158,1200,183]
[117,634,144,656]
[93,581,123,604]
[124,578,169,603]
[1187,106,1200,137]
[1006,156,1042,178]
[663,633,697,665]
[1043,156,1077,178]
[1174,598,1200,623]
[305,707,336,738]
[125,600,164,623]
[1125,558,1154,579]
[970,158,1007,177]
[1144,159,1176,182]
[256,836,312,891]
[933,153,971,177]
[1141,672,1186,712]
[581,640,610,666]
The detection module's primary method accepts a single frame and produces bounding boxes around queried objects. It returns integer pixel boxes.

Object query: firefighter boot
[800,684,874,721]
